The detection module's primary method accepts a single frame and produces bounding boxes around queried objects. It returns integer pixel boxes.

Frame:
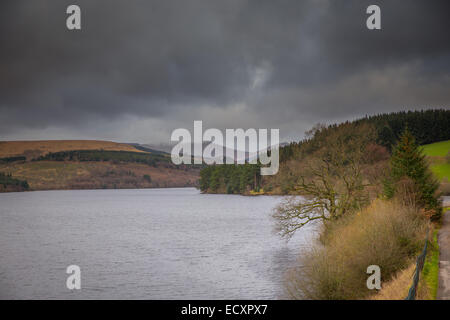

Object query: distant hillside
[1,161,199,191]
[0,140,200,192]
[0,140,145,159]
[126,143,169,155]
[279,109,450,163]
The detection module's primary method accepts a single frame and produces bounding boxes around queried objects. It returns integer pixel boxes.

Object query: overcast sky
[1,0,449,145]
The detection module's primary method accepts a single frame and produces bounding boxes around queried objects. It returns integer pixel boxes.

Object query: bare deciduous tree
[273,123,376,238]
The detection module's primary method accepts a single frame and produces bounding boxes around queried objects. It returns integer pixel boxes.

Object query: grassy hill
[0,140,145,159]
[422,140,450,195]
[0,140,200,192]
[422,140,450,157]
[1,161,199,191]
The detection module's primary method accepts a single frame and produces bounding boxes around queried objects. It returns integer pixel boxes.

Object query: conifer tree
[384,128,441,220]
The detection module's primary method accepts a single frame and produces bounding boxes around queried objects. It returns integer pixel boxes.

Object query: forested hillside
[199,109,450,194]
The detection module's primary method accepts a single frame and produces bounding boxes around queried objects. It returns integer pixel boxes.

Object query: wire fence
[405,230,429,300]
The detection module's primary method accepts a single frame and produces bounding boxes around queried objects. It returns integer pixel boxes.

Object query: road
[438,199,450,300]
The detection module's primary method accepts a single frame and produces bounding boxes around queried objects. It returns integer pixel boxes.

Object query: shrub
[286,200,427,300]
[0,172,30,190]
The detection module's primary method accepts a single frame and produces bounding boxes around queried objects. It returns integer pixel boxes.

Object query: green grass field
[422,140,450,157]
[421,140,450,181]
[430,163,450,181]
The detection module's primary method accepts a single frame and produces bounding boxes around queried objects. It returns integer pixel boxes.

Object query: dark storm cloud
[0,0,449,142]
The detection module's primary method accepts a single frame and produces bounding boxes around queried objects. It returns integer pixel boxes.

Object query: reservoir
[0,188,314,299]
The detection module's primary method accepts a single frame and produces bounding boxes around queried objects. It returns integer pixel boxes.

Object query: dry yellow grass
[287,200,427,300]
[370,263,431,300]
[0,140,144,158]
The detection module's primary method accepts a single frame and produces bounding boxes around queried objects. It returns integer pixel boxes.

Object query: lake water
[0,188,314,299]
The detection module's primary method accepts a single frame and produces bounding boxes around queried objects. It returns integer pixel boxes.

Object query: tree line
[281,109,450,161]
[34,150,169,167]
[0,156,27,163]
[199,163,261,194]
[0,172,29,191]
